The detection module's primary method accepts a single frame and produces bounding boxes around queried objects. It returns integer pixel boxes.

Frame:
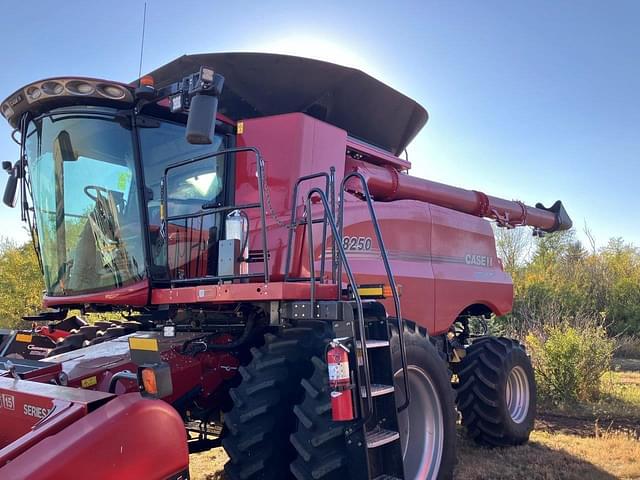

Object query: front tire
[456,336,536,447]
[391,321,457,480]
[290,320,456,480]
[222,323,329,480]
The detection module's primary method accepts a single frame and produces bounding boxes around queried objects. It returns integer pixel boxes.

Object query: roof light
[0,77,135,127]
[200,67,215,83]
[97,84,126,99]
[169,93,183,113]
[26,86,41,101]
[1,103,13,118]
[66,80,95,95]
[139,75,155,88]
[41,81,64,96]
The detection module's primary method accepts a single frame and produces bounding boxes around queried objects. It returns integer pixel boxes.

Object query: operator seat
[67,219,100,291]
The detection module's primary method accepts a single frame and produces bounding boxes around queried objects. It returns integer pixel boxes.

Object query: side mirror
[3,169,18,208]
[185,67,225,145]
[186,94,219,145]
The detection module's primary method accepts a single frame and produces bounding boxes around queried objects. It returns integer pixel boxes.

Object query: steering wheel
[84,185,109,201]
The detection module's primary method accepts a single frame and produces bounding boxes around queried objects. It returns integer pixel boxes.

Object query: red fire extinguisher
[327,341,355,421]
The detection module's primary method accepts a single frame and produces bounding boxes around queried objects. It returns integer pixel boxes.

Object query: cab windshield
[26,111,145,295]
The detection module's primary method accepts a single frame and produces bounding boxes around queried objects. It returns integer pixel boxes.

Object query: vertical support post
[255,152,270,284]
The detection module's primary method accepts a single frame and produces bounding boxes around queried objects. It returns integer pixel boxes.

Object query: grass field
[189,360,640,480]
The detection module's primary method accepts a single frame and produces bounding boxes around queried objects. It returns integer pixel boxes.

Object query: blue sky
[0,0,638,247]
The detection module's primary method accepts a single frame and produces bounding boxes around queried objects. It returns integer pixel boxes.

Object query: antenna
[137,1,148,84]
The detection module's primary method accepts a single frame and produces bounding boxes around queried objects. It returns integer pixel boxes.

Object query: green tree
[0,238,44,329]
[497,228,640,336]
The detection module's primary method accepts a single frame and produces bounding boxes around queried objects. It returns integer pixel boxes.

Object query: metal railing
[283,168,335,283]
[160,146,269,284]
[296,170,412,418]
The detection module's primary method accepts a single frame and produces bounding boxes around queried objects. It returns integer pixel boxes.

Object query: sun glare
[258,34,382,77]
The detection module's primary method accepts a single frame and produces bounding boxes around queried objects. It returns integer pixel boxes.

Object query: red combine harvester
[0,53,571,479]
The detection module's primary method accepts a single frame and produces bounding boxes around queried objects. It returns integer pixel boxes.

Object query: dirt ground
[189,363,640,480]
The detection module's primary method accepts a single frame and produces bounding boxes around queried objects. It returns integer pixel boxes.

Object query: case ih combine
[0,52,571,479]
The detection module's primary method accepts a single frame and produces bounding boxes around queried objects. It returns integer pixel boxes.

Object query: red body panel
[0,376,113,452]
[227,113,511,333]
[151,281,338,304]
[0,393,188,480]
[44,332,239,405]
[42,279,150,308]
[143,113,514,335]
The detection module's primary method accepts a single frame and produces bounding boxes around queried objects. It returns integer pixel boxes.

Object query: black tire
[456,336,536,447]
[222,323,329,480]
[290,319,456,480]
[289,356,348,480]
[391,321,457,480]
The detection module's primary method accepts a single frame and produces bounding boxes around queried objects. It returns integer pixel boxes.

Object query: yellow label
[81,376,97,388]
[357,287,384,297]
[129,337,159,352]
[16,333,33,343]
[236,121,244,134]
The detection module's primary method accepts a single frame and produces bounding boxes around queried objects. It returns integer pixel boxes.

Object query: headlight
[97,83,127,100]
[26,86,41,100]
[66,80,95,95]
[41,81,64,96]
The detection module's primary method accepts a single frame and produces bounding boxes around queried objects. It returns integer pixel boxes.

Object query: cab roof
[141,52,428,155]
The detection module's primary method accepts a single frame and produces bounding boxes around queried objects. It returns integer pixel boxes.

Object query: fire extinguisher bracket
[327,339,356,421]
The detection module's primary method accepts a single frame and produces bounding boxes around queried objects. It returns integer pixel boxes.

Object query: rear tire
[456,336,536,447]
[290,319,456,480]
[222,323,329,480]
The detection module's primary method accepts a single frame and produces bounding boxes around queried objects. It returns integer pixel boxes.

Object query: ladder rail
[284,171,334,282]
[339,171,411,412]
[305,187,374,417]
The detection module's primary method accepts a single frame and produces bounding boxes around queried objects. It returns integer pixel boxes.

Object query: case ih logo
[465,254,494,268]
[1,394,15,411]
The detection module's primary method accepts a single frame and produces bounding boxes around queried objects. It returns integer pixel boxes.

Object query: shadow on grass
[537,409,640,438]
[455,431,617,480]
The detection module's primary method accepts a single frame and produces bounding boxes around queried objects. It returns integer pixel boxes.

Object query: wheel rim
[394,366,444,480]
[505,365,530,423]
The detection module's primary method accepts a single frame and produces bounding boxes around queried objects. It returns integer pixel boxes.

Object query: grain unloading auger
[0,52,570,480]
[347,159,571,233]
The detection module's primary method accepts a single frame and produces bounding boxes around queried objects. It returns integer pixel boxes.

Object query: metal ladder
[288,170,410,479]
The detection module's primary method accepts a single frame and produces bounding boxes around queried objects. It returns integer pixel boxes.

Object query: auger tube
[347,158,572,233]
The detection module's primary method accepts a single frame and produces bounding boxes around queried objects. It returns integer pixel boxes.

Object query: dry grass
[189,448,227,480]
[456,429,640,480]
[189,366,640,480]
[192,429,640,480]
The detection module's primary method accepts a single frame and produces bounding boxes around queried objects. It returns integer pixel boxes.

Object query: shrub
[526,322,615,404]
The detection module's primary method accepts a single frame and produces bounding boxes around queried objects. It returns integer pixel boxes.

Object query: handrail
[339,171,411,412]
[305,187,374,418]
[160,146,269,284]
[284,172,332,282]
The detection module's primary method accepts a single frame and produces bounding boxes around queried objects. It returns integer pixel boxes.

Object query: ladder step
[356,339,390,349]
[361,384,395,398]
[366,428,400,448]
[373,476,402,480]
